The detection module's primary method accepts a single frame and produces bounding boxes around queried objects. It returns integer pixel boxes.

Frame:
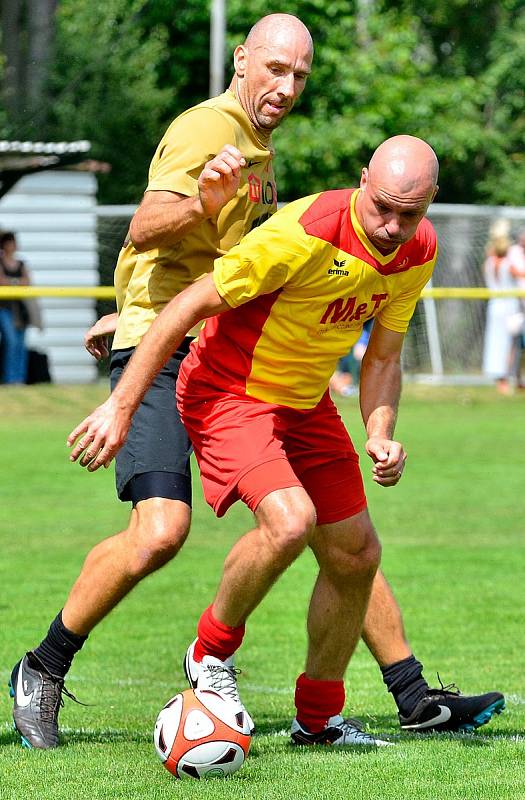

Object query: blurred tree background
[1,0,523,205]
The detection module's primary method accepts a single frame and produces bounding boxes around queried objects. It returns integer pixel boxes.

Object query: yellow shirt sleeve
[378,252,437,333]
[146,107,238,197]
[213,212,314,307]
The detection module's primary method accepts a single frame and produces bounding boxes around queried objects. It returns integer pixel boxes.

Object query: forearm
[130,194,208,252]
[359,353,401,439]
[97,312,118,335]
[111,275,227,420]
[111,295,200,417]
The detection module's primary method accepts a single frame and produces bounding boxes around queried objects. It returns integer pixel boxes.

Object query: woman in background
[0,231,31,384]
[482,221,522,394]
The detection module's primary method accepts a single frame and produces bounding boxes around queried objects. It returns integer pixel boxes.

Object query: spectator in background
[0,232,31,384]
[482,221,521,394]
[507,228,525,389]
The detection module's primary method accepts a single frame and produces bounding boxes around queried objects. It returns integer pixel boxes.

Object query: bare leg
[62,497,191,635]
[305,508,381,680]
[361,569,412,667]
[212,486,316,627]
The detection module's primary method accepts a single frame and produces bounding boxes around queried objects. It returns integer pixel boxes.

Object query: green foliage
[475,11,525,205]
[1,0,524,204]
[46,0,175,203]
[271,8,483,200]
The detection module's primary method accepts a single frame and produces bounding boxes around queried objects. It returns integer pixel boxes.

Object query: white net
[403,205,525,382]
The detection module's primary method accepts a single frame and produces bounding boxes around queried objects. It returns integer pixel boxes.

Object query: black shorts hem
[120,471,192,507]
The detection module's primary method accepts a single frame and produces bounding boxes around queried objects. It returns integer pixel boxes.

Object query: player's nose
[385,217,401,237]
[277,73,295,99]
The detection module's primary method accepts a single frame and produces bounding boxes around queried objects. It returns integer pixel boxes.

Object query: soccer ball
[153,688,252,779]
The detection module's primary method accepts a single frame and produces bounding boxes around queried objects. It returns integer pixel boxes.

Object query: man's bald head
[244,14,313,55]
[368,135,439,196]
[356,135,439,253]
[231,15,313,133]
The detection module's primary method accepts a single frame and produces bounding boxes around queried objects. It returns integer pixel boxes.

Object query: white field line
[505,694,525,705]
[31,673,294,695]
[5,669,525,705]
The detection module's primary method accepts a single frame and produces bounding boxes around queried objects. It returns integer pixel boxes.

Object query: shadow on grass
[252,714,514,750]
[0,726,152,748]
[3,718,514,751]
[0,727,20,747]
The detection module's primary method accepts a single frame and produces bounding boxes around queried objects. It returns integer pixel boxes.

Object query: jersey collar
[350,189,401,266]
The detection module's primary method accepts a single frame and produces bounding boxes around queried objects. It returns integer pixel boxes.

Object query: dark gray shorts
[110,340,193,504]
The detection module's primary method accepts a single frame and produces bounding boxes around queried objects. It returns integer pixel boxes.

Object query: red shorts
[176,384,367,525]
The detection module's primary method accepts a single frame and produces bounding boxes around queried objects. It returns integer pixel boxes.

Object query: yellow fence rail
[0,286,117,299]
[0,286,525,300]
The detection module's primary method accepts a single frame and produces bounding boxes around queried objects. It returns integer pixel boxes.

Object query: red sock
[193,605,246,663]
[295,672,345,732]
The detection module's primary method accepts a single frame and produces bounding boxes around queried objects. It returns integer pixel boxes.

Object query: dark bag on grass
[26,349,51,384]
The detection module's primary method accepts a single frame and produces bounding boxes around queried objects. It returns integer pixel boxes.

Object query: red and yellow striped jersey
[181,188,437,409]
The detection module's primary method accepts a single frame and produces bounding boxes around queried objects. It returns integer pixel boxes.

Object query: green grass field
[0,385,524,799]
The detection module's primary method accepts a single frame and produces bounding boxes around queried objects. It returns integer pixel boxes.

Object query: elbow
[362,351,401,373]
[129,217,150,253]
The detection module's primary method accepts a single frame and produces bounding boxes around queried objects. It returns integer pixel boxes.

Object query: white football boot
[184,639,255,733]
[291,715,393,746]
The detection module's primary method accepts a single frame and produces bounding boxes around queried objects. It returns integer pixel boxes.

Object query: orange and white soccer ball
[153,688,252,779]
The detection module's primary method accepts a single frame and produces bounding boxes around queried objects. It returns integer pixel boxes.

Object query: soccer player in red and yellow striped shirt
[70,135,504,743]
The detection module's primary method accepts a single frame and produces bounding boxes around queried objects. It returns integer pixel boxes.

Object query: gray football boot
[9,651,75,749]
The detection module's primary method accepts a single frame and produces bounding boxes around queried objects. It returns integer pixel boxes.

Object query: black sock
[381,655,429,718]
[31,611,88,678]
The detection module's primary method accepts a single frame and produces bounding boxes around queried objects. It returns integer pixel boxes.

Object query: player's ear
[233,45,247,77]
[360,167,369,190]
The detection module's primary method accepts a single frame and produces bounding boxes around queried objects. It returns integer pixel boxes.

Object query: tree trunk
[1,0,57,130]
[1,0,24,122]
[26,0,57,125]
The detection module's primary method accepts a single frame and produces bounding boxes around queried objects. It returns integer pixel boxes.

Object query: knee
[354,532,382,578]
[321,524,381,584]
[261,507,317,565]
[127,508,190,578]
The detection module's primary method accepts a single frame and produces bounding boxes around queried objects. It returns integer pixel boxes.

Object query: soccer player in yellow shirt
[65,135,504,746]
[9,13,313,749]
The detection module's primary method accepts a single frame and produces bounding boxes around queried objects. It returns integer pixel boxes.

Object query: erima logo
[403,705,452,730]
[328,258,349,277]
[328,259,349,277]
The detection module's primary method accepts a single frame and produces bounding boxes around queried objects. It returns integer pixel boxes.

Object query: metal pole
[423,278,444,376]
[210,0,226,97]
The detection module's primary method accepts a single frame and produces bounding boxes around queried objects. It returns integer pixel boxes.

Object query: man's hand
[365,436,407,487]
[84,313,118,360]
[198,145,246,218]
[67,395,132,472]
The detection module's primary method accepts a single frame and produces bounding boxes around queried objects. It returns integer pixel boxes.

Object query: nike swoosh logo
[246,160,262,167]
[16,662,34,708]
[404,704,452,730]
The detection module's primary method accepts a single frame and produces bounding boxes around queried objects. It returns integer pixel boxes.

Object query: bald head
[231,15,313,133]
[369,135,439,196]
[244,14,313,54]
[356,135,439,253]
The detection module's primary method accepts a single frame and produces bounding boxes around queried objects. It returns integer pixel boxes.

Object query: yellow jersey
[113,90,277,349]
[180,188,438,409]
